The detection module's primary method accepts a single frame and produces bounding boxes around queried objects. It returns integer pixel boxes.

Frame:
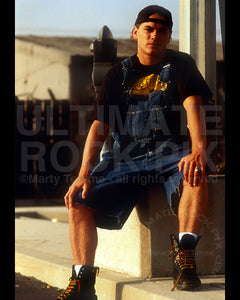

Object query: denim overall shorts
[73,57,190,230]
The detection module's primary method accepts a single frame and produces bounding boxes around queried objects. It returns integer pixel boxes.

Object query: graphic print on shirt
[131,73,169,95]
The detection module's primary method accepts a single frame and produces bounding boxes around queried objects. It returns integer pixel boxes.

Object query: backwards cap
[135,5,173,30]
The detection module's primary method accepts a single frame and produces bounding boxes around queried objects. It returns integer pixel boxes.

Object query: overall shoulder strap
[121,57,133,88]
[121,57,133,69]
[160,63,171,82]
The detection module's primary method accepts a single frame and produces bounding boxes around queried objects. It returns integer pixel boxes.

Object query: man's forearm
[79,120,109,177]
[178,95,207,185]
[183,95,206,152]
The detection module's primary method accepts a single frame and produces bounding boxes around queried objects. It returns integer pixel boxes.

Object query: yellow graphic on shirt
[131,74,168,95]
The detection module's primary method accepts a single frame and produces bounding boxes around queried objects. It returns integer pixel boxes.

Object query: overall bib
[73,57,190,230]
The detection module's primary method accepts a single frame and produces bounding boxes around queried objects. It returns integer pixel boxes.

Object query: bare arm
[65,120,109,208]
[178,95,207,186]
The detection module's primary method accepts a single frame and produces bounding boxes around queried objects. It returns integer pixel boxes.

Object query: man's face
[132,13,172,60]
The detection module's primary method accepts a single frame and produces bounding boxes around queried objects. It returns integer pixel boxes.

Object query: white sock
[179,232,198,242]
[74,265,82,276]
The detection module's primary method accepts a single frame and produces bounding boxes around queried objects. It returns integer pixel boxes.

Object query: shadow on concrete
[15,212,49,220]
[115,276,225,299]
[115,279,147,300]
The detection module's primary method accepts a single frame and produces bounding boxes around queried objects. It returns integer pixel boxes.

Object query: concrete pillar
[218,0,225,60]
[179,0,216,99]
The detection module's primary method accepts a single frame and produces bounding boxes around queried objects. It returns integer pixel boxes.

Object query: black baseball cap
[134,5,173,30]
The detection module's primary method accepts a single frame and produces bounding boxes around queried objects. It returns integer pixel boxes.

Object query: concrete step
[15,251,225,300]
[15,215,225,300]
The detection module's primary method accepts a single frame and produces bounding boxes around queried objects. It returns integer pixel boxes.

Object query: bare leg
[178,180,208,234]
[69,204,98,266]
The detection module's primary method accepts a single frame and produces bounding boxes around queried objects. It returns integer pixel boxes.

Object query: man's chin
[147,49,164,57]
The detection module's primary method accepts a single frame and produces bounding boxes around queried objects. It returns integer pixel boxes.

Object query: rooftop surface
[15,35,224,60]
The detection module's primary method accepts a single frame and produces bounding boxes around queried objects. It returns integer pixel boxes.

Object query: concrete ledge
[16,252,70,290]
[15,251,225,300]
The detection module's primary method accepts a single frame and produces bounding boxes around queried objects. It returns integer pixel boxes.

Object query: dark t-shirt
[94,49,212,128]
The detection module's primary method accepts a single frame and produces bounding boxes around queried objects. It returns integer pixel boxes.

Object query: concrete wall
[95,175,225,277]
[15,38,71,100]
[15,38,96,186]
[15,38,95,104]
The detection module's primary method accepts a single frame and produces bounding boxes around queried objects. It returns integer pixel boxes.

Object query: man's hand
[178,149,207,187]
[64,120,109,210]
[64,175,91,209]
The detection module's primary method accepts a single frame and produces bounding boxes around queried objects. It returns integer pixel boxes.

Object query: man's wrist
[78,168,91,179]
[191,143,206,153]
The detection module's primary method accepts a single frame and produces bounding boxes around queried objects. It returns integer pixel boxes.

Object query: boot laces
[169,247,196,291]
[57,277,80,299]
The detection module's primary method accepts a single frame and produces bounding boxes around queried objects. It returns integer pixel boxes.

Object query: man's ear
[132,25,139,40]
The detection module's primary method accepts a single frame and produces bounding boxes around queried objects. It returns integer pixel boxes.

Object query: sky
[15,0,222,40]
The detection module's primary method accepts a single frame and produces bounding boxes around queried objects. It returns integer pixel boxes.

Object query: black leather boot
[57,265,99,300]
[169,234,201,291]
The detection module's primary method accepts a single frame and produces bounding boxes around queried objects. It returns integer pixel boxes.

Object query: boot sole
[175,282,201,291]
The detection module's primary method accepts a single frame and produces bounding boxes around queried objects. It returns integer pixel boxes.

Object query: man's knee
[182,178,208,201]
[183,178,207,189]
[69,204,95,223]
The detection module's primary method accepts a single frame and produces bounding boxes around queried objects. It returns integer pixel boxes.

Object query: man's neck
[137,51,166,66]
